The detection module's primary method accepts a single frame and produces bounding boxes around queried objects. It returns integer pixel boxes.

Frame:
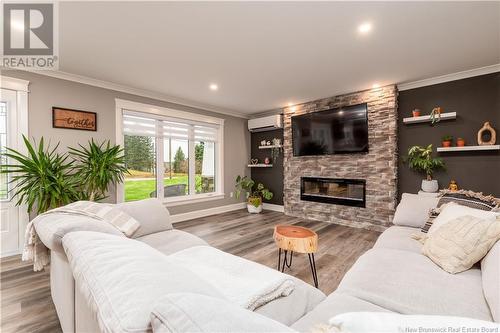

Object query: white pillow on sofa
[150,293,296,333]
[392,193,439,228]
[117,198,173,238]
[328,312,500,332]
[427,202,499,234]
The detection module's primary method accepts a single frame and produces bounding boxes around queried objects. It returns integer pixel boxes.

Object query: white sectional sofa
[34,198,499,332]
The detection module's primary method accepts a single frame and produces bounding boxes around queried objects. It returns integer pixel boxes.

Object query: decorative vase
[264,157,271,164]
[457,138,465,147]
[412,109,421,117]
[421,179,439,193]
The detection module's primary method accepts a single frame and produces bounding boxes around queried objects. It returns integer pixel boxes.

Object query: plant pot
[247,203,263,213]
[247,196,263,213]
[412,110,421,117]
[421,179,439,193]
[457,139,465,147]
[441,141,452,147]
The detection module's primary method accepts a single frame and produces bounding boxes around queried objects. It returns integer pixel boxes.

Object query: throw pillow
[116,198,173,238]
[150,293,296,333]
[427,202,498,234]
[392,193,439,228]
[421,190,500,233]
[422,215,500,274]
[325,312,500,332]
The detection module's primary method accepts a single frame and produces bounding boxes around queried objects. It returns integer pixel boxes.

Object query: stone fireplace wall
[283,86,398,231]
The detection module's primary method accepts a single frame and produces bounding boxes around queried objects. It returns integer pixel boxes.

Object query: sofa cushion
[255,275,326,326]
[373,226,422,253]
[62,231,224,333]
[34,213,124,253]
[482,240,500,322]
[150,293,296,333]
[336,248,492,321]
[290,293,391,332]
[137,229,208,255]
[328,312,500,333]
[116,199,173,238]
[428,203,498,234]
[422,215,500,274]
[393,193,439,228]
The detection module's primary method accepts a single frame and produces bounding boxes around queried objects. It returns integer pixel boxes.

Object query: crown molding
[16,69,249,119]
[0,75,30,92]
[397,64,500,91]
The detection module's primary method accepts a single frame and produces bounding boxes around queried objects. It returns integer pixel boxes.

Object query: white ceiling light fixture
[358,22,372,34]
[287,102,297,112]
[372,83,380,89]
[209,83,218,91]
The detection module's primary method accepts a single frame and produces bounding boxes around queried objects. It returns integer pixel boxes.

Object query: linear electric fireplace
[300,177,366,207]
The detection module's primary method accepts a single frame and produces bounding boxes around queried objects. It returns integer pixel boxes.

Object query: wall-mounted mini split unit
[248,115,283,132]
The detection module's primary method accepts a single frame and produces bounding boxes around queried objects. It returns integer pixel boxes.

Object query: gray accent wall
[398,72,500,197]
[3,70,250,214]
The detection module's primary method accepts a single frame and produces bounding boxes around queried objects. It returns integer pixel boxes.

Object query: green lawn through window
[124,175,206,201]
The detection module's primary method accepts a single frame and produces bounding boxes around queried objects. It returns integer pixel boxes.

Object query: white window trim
[115,98,225,205]
[0,76,30,256]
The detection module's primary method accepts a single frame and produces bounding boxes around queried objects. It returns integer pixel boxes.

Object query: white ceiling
[59,1,500,115]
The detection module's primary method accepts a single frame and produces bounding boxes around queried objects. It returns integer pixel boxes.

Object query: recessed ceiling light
[209,83,218,91]
[358,22,372,34]
[372,83,380,89]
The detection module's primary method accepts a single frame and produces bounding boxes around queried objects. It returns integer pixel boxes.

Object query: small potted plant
[406,144,445,193]
[456,137,465,147]
[235,175,273,213]
[412,109,421,117]
[441,135,453,147]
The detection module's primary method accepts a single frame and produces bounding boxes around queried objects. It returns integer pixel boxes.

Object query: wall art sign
[52,107,96,131]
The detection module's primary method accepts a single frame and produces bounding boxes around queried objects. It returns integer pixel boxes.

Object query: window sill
[163,192,225,207]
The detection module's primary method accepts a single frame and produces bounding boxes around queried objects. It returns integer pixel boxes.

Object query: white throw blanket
[23,201,140,271]
[169,245,295,310]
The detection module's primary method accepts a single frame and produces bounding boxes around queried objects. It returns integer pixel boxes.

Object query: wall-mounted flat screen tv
[292,103,368,156]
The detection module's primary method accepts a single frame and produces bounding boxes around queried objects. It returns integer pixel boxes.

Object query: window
[117,100,224,205]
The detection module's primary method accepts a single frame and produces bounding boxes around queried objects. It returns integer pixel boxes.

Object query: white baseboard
[263,203,285,212]
[171,202,246,223]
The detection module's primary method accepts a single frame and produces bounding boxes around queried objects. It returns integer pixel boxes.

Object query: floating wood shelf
[437,145,500,152]
[258,145,283,149]
[247,164,273,168]
[403,112,456,124]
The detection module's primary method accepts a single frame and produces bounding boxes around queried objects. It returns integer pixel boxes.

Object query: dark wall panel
[250,129,284,205]
[398,72,500,197]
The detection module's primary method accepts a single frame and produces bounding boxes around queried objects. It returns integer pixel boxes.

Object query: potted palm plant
[235,175,273,213]
[1,136,127,214]
[406,144,445,193]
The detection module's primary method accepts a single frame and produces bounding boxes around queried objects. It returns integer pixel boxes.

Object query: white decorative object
[260,140,267,146]
[421,179,439,193]
[247,204,263,214]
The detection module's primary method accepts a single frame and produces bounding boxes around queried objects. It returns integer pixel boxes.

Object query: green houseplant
[406,144,445,192]
[1,136,128,215]
[69,139,128,201]
[235,175,273,213]
[0,136,79,214]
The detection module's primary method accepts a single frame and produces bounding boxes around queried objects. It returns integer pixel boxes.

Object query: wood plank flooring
[1,209,380,333]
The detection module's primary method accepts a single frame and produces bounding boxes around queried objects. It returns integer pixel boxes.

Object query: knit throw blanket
[23,201,140,271]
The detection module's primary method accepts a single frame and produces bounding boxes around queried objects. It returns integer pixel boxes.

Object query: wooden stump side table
[273,225,319,288]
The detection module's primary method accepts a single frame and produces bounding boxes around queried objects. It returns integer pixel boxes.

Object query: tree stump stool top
[273,225,318,254]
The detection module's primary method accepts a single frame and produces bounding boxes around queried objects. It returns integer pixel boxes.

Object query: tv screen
[292,103,368,156]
